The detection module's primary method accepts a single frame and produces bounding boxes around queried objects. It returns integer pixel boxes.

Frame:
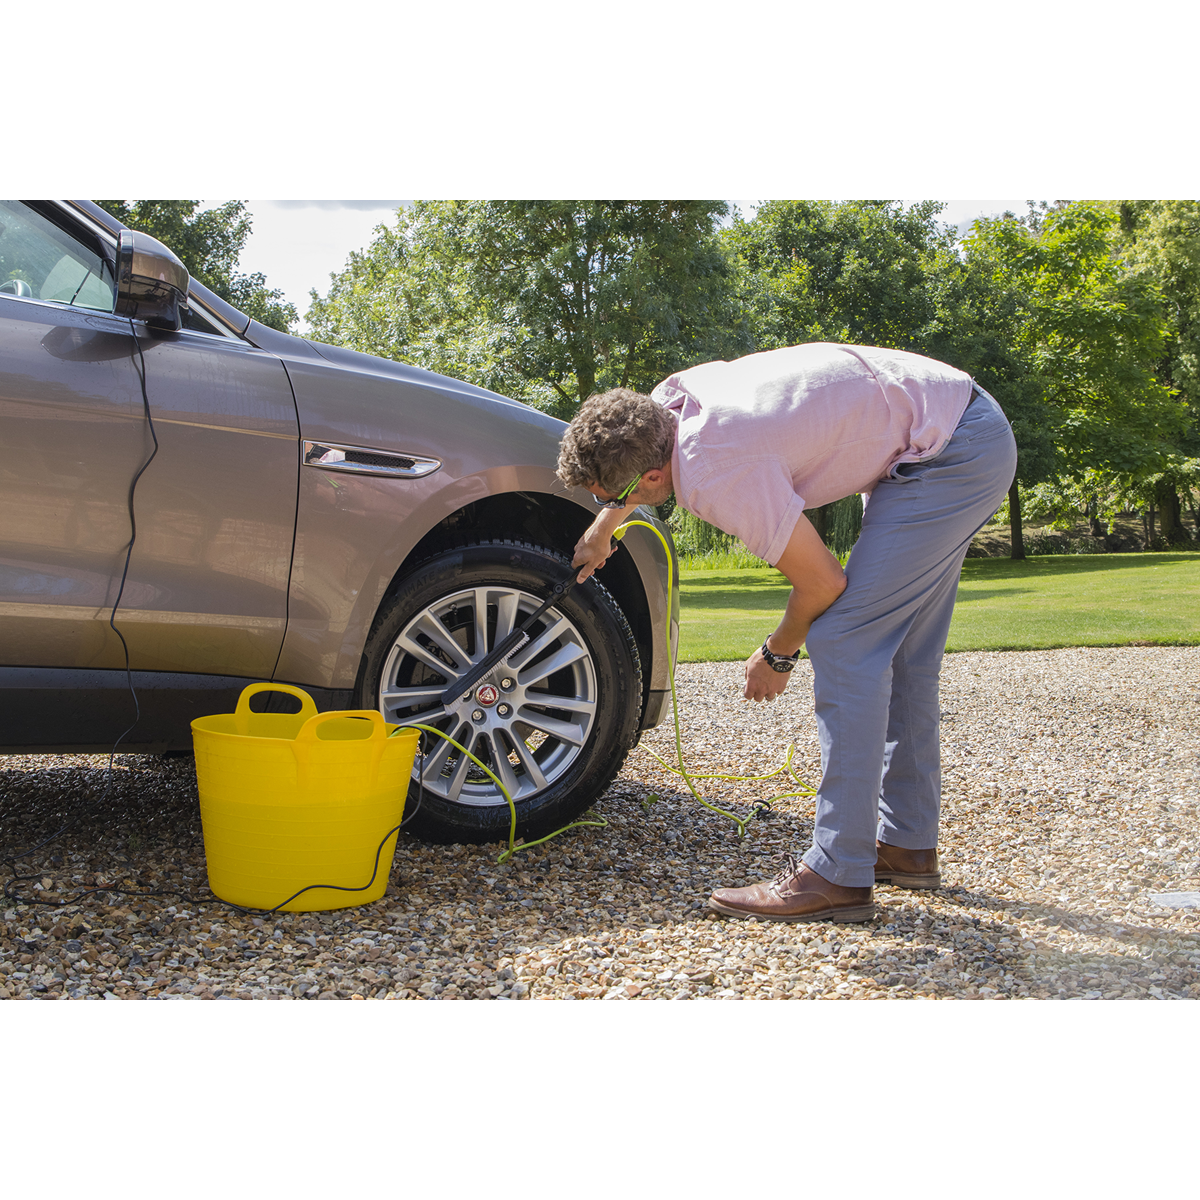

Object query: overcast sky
[238,198,1036,336]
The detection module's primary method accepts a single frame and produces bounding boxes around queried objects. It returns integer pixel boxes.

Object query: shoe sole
[707,897,877,923]
[874,872,941,890]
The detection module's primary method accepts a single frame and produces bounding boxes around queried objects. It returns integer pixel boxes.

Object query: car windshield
[0,200,115,312]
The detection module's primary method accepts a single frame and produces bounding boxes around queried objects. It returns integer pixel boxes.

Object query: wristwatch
[760,642,800,673]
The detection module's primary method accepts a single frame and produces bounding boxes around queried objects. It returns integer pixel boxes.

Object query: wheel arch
[355,490,661,726]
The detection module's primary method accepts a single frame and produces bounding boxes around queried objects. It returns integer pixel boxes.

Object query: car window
[0,200,116,312]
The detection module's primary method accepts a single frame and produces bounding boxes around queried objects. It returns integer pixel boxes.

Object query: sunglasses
[592,472,643,509]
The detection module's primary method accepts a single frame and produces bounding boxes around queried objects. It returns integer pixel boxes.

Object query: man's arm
[743,512,847,702]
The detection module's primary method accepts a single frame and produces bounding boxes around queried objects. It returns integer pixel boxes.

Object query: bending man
[556,342,1017,924]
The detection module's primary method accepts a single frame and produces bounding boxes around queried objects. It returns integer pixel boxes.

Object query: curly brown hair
[556,388,677,494]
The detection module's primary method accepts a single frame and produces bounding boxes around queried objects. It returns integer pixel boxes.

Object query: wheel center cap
[475,683,499,707]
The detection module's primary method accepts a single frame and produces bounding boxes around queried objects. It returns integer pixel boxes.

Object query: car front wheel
[355,540,642,844]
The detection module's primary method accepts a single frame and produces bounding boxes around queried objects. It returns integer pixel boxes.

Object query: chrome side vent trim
[303,440,442,479]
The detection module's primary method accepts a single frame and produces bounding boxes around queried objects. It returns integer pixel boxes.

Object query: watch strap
[760,642,799,672]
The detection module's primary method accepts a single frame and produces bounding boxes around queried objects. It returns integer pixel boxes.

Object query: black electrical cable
[4,321,424,922]
[4,720,427,918]
[106,318,159,754]
[2,320,158,882]
[3,820,406,917]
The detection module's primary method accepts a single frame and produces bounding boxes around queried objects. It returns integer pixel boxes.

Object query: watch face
[771,660,794,673]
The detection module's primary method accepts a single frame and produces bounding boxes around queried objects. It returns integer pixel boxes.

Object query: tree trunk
[1009,481,1025,560]
[1155,484,1184,544]
[807,503,828,543]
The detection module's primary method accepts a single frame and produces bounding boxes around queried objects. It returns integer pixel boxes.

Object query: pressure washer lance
[439,574,577,707]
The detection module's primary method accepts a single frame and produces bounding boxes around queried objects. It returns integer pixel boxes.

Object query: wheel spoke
[395,631,459,680]
[510,616,569,669]
[389,705,448,728]
[420,612,471,671]
[525,693,593,713]
[509,735,549,790]
[482,730,523,799]
[442,731,477,803]
[382,684,445,706]
[420,722,463,779]
[494,591,520,643]
[515,707,588,746]
[518,641,588,688]
[473,588,491,658]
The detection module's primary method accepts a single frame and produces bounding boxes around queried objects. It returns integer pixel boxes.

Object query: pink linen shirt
[652,343,973,565]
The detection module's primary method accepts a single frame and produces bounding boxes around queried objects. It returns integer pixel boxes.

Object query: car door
[0,200,299,682]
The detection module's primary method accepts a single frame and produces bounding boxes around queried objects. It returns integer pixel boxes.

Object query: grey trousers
[802,389,1017,887]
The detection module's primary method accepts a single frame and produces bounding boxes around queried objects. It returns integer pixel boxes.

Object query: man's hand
[744,646,792,702]
[572,509,625,582]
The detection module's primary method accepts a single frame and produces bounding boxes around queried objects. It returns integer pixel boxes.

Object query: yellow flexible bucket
[191,683,419,912]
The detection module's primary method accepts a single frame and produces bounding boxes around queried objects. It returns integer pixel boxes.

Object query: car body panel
[111,328,299,677]
[0,295,300,677]
[0,295,151,667]
[267,337,677,702]
[0,201,678,755]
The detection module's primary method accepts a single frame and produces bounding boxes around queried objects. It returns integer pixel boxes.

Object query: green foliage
[924,220,1057,488]
[1117,201,1200,541]
[724,200,957,353]
[96,200,297,332]
[809,495,863,559]
[963,203,1181,480]
[305,196,1191,553]
[1122,200,1200,416]
[308,201,746,419]
[668,507,767,570]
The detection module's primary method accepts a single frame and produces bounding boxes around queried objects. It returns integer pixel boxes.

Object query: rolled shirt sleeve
[674,454,807,565]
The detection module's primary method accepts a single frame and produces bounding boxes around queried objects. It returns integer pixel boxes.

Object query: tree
[724,200,974,550]
[1119,200,1200,542]
[957,202,1183,556]
[723,199,958,353]
[307,201,745,419]
[97,200,298,332]
[929,213,1056,558]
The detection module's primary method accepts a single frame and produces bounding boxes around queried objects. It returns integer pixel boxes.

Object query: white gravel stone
[1,646,1198,1000]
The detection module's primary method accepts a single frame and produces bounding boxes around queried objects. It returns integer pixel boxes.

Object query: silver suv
[0,200,677,843]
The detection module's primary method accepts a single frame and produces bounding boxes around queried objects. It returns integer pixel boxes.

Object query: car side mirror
[114,229,190,330]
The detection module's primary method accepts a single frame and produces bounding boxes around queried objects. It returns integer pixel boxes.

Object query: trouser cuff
[876,824,940,850]
[802,846,875,890]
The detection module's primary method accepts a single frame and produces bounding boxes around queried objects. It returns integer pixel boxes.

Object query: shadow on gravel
[1,756,206,909]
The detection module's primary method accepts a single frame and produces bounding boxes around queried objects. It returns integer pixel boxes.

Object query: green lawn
[677,553,1200,661]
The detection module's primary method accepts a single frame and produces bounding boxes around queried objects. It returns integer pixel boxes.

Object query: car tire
[355,540,642,845]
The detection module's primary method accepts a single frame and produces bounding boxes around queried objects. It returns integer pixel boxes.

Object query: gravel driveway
[2,646,1198,1001]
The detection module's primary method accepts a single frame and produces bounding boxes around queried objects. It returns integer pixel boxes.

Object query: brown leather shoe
[708,855,876,923]
[874,842,941,889]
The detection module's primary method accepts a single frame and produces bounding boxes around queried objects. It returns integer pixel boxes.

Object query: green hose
[613,520,815,839]
[395,518,814,863]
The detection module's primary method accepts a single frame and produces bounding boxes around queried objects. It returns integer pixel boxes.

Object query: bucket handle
[294,709,389,743]
[235,682,319,725]
[293,710,390,791]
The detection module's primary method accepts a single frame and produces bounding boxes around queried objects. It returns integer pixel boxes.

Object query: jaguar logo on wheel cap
[476,683,500,706]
